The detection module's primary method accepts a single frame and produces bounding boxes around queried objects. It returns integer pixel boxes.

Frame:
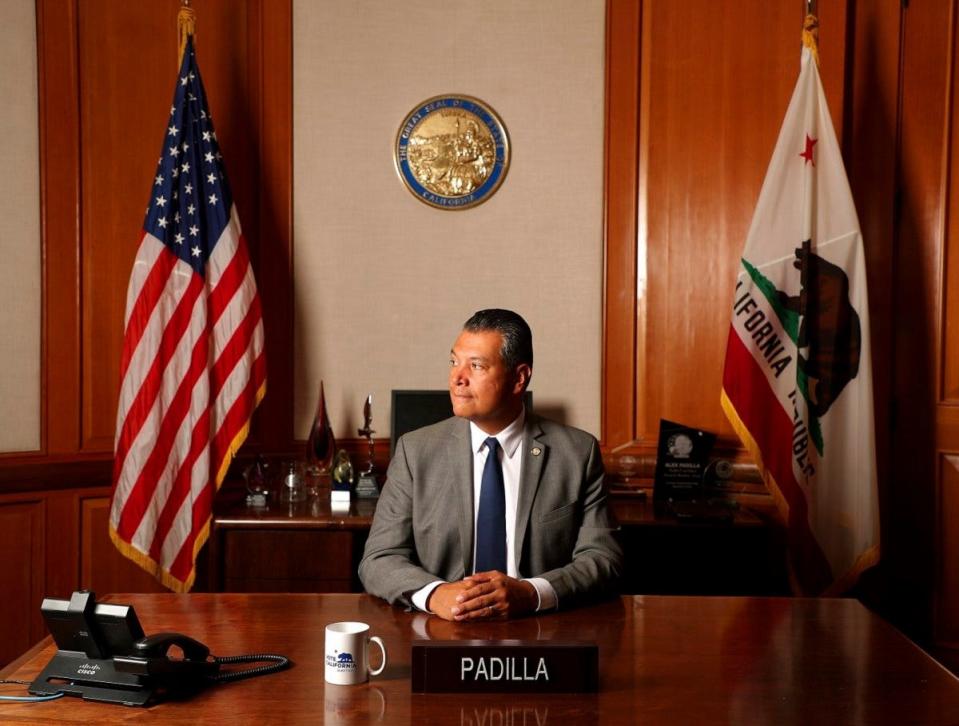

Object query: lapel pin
[531,447,542,456]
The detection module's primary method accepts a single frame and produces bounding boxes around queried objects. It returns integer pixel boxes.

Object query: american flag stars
[143,49,232,276]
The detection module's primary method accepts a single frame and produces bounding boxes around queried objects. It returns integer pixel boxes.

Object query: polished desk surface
[2,594,958,724]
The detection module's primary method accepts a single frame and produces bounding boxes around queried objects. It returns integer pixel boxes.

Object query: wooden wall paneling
[638,0,848,451]
[78,0,265,451]
[221,529,353,592]
[936,0,959,650]
[43,489,81,602]
[602,1,849,458]
[892,0,953,644]
[0,497,45,667]
[32,0,295,456]
[942,0,959,406]
[78,1,186,450]
[36,0,81,455]
[642,0,777,445]
[939,452,959,646]
[817,2,850,135]
[841,1,902,616]
[603,0,641,451]
[79,494,168,594]
[249,0,294,451]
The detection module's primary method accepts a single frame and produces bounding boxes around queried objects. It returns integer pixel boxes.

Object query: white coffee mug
[324,621,387,685]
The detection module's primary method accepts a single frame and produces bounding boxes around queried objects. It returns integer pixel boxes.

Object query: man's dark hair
[463,309,533,372]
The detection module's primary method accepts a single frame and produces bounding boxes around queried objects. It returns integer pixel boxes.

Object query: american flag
[109,35,266,592]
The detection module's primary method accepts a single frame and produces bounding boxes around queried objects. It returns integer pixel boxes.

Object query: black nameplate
[410,640,598,693]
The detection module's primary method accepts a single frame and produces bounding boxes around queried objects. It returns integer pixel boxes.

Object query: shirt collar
[469,407,525,458]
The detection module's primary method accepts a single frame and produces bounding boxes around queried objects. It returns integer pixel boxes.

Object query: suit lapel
[514,415,546,571]
[444,417,475,577]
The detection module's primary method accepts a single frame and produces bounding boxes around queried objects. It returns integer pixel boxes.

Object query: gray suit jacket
[358,414,623,609]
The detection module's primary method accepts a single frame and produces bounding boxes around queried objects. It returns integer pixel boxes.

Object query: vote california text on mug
[324,621,387,685]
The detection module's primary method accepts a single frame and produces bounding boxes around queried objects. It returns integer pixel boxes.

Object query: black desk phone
[29,591,290,707]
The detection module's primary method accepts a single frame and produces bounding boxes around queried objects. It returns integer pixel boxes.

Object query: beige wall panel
[0,0,41,452]
[293,0,605,437]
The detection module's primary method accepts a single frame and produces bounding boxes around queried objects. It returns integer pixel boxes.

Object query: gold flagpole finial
[177,1,197,66]
[802,11,820,67]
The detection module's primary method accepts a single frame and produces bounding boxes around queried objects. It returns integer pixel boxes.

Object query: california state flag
[720,33,879,594]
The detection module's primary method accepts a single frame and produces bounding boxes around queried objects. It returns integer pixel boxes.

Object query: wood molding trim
[935,0,959,648]
[252,0,294,451]
[890,0,953,644]
[602,0,641,452]
[36,0,81,455]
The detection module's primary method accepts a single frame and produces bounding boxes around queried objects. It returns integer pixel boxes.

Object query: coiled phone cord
[211,653,291,683]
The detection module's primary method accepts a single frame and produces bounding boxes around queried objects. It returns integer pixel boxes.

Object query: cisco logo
[77,662,101,676]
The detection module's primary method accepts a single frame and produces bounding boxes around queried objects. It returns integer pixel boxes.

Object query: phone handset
[114,633,219,681]
[136,632,211,661]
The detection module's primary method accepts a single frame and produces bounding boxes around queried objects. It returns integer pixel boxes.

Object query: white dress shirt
[411,409,558,613]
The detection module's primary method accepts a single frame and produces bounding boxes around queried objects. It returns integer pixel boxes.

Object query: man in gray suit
[359,309,622,620]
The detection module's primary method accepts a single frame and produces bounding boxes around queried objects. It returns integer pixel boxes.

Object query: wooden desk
[2,594,957,724]
[208,494,786,595]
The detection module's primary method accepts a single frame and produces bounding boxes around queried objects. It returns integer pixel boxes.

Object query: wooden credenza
[208,495,376,593]
[208,492,787,596]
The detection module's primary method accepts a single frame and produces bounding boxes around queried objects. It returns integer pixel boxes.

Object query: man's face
[449,329,528,433]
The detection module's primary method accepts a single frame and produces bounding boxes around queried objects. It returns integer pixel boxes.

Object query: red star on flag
[800,134,818,165]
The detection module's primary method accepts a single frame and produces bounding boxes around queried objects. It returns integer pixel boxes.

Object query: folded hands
[426,571,538,621]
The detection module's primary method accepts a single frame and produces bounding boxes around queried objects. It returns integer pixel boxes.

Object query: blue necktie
[475,437,507,573]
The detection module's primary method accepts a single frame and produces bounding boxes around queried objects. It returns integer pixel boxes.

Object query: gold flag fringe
[721,389,880,595]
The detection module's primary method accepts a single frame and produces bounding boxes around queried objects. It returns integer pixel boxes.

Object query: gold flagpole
[802,3,820,67]
[178,0,197,66]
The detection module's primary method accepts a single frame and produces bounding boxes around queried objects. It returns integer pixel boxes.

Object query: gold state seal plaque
[394,95,510,210]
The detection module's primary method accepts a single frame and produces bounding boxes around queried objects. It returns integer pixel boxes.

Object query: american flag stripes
[109,35,266,592]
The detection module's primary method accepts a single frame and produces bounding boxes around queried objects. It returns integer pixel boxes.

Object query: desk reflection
[323,682,387,724]
[458,705,549,726]
[407,596,627,657]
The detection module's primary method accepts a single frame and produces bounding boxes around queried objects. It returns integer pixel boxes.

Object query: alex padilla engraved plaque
[652,419,716,502]
[394,95,510,210]
[411,641,598,694]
